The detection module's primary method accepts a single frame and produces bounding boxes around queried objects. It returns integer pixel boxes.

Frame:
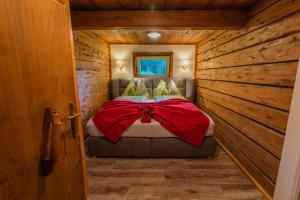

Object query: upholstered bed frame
[86,78,216,158]
[111,77,196,101]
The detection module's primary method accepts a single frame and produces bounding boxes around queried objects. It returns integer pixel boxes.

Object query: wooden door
[0,0,87,200]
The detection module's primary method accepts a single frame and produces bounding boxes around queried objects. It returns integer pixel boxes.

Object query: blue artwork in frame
[140,59,167,76]
[134,52,172,77]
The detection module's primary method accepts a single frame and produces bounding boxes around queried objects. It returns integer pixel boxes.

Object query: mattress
[86,111,215,138]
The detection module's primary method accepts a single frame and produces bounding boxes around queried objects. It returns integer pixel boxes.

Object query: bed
[86,78,216,158]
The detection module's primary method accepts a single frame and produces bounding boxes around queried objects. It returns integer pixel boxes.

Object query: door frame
[66,0,88,198]
[274,58,300,200]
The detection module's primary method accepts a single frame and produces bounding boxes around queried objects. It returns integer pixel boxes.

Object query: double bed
[85,78,216,158]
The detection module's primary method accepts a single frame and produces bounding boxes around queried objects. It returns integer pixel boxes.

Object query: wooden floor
[86,148,264,200]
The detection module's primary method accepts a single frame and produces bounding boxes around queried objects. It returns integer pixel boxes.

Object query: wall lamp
[116,60,125,71]
[182,60,190,70]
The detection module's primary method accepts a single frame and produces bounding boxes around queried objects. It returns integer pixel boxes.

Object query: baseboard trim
[215,136,272,200]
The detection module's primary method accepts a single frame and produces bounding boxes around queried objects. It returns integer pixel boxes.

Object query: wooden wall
[73,30,111,124]
[196,0,300,198]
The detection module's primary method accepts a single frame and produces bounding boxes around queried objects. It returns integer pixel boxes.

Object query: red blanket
[92,98,210,146]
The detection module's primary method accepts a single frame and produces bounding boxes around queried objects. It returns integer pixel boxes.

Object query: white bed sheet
[86,111,215,138]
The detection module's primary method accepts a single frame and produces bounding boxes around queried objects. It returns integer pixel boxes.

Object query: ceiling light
[147,32,161,39]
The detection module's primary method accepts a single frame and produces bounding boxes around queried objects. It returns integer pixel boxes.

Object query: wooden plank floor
[87,148,264,200]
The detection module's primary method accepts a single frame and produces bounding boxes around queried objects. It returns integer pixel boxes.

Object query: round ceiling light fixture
[147,32,161,39]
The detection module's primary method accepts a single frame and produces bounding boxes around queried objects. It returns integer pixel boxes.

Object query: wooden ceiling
[77,29,218,44]
[72,10,246,29]
[70,0,262,44]
[70,0,259,11]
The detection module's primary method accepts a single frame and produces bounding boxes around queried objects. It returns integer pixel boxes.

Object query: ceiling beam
[71,10,247,29]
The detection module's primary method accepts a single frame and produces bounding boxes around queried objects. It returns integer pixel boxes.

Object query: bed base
[86,136,216,158]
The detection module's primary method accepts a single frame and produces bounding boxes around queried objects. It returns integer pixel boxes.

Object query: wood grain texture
[0,0,86,199]
[197,87,288,134]
[196,32,300,66]
[86,148,264,200]
[73,30,111,124]
[196,0,300,197]
[196,30,226,47]
[71,10,247,29]
[197,80,293,111]
[197,11,300,61]
[247,0,300,28]
[90,29,214,44]
[213,115,280,183]
[198,97,284,159]
[200,105,276,198]
[196,62,297,87]
[197,0,300,56]
[70,0,259,10]
[247,0,278,18]
[214,131,275,198]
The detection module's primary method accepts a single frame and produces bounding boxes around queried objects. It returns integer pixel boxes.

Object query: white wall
[110,44,196,78]
[274,59,300,200]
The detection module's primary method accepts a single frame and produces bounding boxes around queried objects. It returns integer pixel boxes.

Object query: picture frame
[133,52,173,77]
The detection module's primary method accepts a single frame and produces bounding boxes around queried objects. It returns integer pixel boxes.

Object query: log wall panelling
[197,1,300,56]
[73,30,111,125]
[198,12,300,61]
[196,0,300,197]
[211,107,279,183]
[199,105,276,196]
[247,0,300,27]
[196,30,227,48]
[198,80,293,111]
[196,32,300,67]
[196,62,297,87]
[197,87,288,134]
[247,0,278,18]
[199,105,277,196]
[198,97,284,159]
[214,130,276,197]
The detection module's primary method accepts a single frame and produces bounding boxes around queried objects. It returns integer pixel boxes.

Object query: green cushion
[154,80,170,96]
[154,79,182,96]
[122,80,138,96]
[123,79,150,98]
[167,80,181,95]
[136,79,151,98]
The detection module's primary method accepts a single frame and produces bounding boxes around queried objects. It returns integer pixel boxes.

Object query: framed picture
[133,52,173,77]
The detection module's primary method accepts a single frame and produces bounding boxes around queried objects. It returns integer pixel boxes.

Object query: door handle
[67,113,80,120]
[40,107,62,176]
[68,102,80,138]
